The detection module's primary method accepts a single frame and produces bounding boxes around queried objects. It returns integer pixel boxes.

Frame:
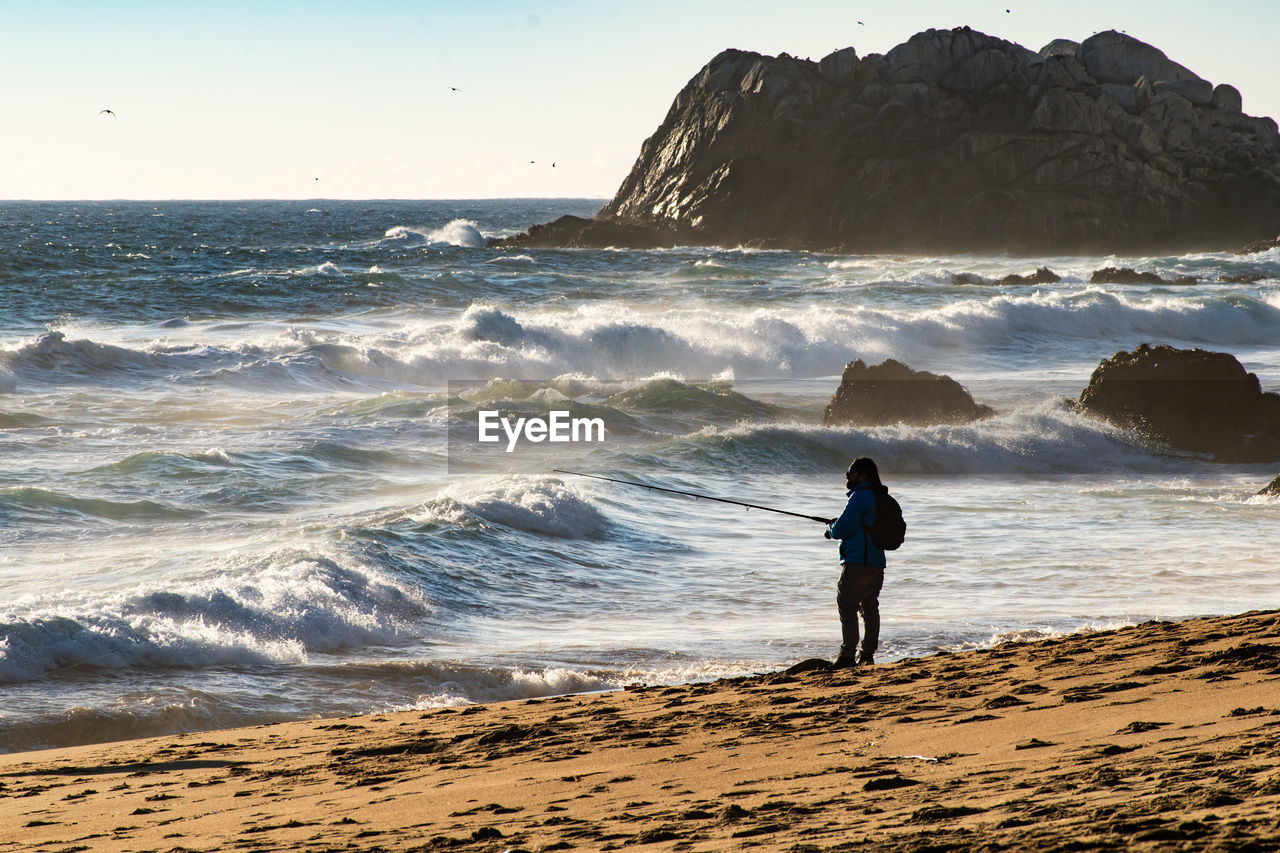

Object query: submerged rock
[1090,267,1197,285]
[950,266,1061,285]
[1000,267,1061,285]
[498,27,1280,254]
[1075,344,1280,462]
[823,359,994,427]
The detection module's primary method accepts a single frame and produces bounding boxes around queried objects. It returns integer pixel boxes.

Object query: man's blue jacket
[828,482,887,569]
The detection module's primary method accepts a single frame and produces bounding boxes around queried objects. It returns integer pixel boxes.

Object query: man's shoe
[831,655,860,670]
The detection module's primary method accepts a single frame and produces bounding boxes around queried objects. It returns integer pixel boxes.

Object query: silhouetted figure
[825,457,887,667]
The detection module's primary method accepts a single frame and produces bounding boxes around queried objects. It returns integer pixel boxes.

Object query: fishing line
[553,469,831,523]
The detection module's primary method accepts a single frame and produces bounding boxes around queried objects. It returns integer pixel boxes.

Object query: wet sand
[2,610,1279,852]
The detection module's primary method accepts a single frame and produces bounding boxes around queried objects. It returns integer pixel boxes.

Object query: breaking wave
[427,219,486,247]
[8,284,1280,393]
[640,403,1196,478]
[379,220,486,249]
[0,549,431,684]
[424,477,611,539]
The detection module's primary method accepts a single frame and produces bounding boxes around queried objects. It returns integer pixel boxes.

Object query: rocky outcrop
[1075,30,1198,86]
[1241,235,1280,253]
[1075,344,1280,462]
[1258,475,1280,497]
[494,215,680,250]
[496,27,1280,254]
[823,359,994,426]
[951,267,1061,285]
[1089,267,1197,285]
[952,267,1264,285]
[1000,267,1061,285]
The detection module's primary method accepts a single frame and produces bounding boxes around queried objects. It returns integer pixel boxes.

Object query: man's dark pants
[837,563,884,662]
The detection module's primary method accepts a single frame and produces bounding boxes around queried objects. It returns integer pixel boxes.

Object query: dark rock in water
[1258,475,1280,497]
[1091,267,1166,284]
[1075,343,1280,462]
[500,27,1280,254]
[1090,267,1197,285]
[1217,272,1268,283]
[490,214,678,250]
[1000,266,1061,285]
[1240,235,1280,254]
[823,359,995,427]
[953,266,1061,285]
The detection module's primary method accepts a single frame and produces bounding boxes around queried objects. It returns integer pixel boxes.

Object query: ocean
[1,199,1277,754]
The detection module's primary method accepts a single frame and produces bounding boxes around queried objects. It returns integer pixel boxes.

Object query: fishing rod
[553,469,832,524]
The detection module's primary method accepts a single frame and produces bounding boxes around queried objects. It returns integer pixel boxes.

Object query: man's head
[845,457,880,490]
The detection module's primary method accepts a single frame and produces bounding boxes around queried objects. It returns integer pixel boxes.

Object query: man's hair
[849,457,882,488]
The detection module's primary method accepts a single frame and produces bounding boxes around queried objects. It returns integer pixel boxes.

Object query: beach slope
[3,610,1279,851]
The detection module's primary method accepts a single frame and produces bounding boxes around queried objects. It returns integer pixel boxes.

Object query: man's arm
[827,494,865,540]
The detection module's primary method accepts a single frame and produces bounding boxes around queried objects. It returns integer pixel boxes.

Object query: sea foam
[652,403,1192,478]
[0,548,430,684]
[426,477,609,539]
[379,220,486,249]
[427,219,486,248]
[397,658,766,710]
[10,285,1280,395]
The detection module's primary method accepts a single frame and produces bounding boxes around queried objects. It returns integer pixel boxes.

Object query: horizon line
[0,196,613,204]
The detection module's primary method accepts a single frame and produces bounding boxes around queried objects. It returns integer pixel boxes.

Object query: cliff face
[500,27,1280,254]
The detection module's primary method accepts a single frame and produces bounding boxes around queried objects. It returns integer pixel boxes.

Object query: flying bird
[99,109,116,117]
[450,87,460,91]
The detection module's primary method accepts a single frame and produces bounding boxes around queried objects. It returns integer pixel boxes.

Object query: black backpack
[867,487,906,551]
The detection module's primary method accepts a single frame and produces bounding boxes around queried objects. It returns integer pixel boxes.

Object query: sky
[3,0,1277,200]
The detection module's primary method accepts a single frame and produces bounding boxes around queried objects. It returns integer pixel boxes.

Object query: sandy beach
[6,5,1280,850]
[2,610,1278,851]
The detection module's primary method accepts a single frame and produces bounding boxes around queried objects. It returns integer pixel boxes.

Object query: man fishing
[824,457,887,668]
[557,462,902,669]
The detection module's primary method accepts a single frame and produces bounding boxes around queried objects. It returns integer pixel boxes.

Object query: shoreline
[3,609,1278,851]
